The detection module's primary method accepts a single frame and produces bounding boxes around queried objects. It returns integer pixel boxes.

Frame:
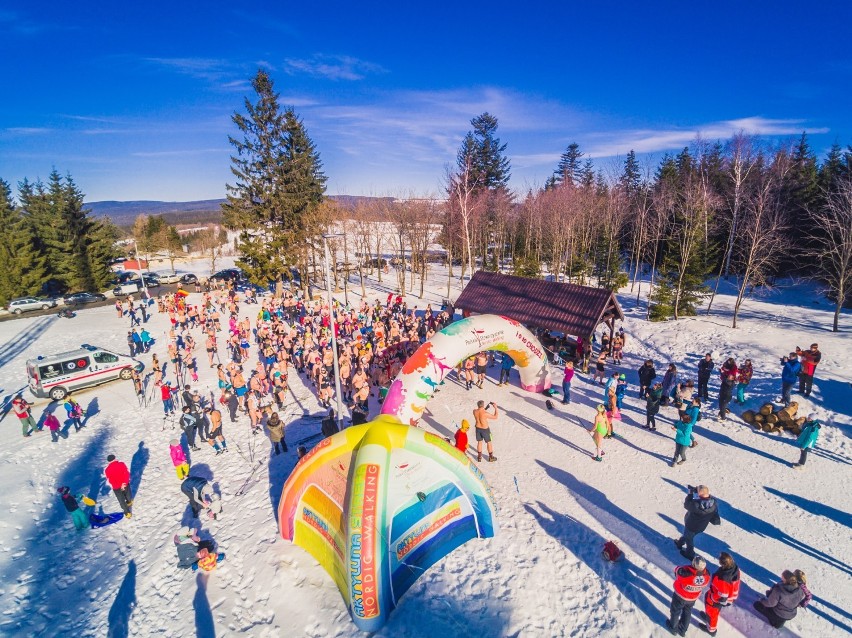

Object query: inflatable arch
[279,416,498,633]
[380,314,552,426]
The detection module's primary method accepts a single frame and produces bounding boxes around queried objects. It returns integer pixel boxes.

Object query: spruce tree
[223,70,326,289]
[457,113,510,192]
[0,179,48,304]
[620,150,641,196]
[554,142,584,187]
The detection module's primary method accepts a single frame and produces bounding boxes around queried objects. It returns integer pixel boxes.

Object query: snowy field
[0,268,849,638]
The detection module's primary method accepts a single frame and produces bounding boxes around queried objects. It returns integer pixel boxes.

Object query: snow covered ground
[0,269,848,638]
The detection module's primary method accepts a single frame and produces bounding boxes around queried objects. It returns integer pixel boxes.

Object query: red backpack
[602,540,623,562]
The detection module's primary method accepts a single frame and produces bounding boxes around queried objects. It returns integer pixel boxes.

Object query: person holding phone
[473,400,499,463]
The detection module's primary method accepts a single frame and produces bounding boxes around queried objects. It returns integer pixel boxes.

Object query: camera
[487,402,493,408]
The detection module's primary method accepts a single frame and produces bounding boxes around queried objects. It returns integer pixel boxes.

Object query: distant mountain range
[85,195,396,226]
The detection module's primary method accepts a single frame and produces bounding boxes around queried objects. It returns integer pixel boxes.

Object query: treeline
[0,170,119,305]
[443,118,852,331]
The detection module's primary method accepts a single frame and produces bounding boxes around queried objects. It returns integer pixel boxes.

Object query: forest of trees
[220,68,852,331]
[0,170,119,305]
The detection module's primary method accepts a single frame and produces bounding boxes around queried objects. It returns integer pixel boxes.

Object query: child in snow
[170,439,190,479]
[793,415,820,469]
[45,412,61,442]
[735,359,753,404]
[194,546,226,572]
[175,526,202,569]
[64,395,84,431]
[794,570,812,608]
[454,419,470,454]
[57,486,90,531]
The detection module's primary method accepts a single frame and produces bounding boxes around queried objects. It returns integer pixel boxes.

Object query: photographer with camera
[674,484,721,560]
[780,352,802,407]
[473,400,499,463]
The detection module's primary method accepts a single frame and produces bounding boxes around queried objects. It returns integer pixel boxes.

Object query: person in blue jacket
[780,352,802,407]
[793,415,820,469]
[672,398,701,467]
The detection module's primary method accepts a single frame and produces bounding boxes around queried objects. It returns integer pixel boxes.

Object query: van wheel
[119,368,133,380]
[13,309,22,315]
[50,387,68,401]
[41,304,49,310]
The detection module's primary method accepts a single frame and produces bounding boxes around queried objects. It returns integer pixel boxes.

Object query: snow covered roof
[454,271,624,338]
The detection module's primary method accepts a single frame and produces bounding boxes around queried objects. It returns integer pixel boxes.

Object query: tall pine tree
[554,142,584,188]
[222,70,326,290]
[0,179,48,304]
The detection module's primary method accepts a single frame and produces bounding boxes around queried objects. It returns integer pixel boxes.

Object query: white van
[26,344,143,401]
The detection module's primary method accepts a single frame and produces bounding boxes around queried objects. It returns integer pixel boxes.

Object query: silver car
[8,297,58,314]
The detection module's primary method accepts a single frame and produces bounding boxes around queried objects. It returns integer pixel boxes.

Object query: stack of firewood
[741,402,807,435]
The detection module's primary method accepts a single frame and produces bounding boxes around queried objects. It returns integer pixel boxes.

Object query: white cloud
[283,54,386,81]
[3,127,51,135]
[131,148,225,158]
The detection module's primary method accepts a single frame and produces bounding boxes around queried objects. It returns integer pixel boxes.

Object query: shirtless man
[473,400,499,463]
[475,352,488,388]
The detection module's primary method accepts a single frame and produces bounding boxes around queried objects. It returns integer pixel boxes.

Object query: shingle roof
[454,271,624,338]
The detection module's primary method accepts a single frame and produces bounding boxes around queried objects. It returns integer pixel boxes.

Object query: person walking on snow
[561,361,574,405]
[674,484,721,560]
[64,394,84,431]
[671,398,700,466]
[266,411,287,455]
[57,486,90,531]
[792,415,820,469]
[12,394,38,437]
[796,343,821,397]
[661,364,679,406]
[667,555,709,636]
[160,382,177,416]
[104,454,133,518]
[45,412,61,442]
[206,406,227,454]
[700,552,740,637]
[473,400,499,463]
[588,405,608,462]
[780,352,802,407]
[697,354,714,402]
[170,439,190,479]
[180,406,200,451]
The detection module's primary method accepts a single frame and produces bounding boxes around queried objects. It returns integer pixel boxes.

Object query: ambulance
[26,344,143,401]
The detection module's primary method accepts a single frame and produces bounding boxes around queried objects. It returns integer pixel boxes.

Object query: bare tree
[194,225,228,274]
[446,157,484,289]
[808,174,852,331]
[731,152,790,328]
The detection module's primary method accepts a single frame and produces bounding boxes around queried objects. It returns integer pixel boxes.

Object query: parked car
[210,268,244,283]
[26,344,143,401]
[154,271,182,284]
[63,292,107,306]
[8,297,58,314]
[180,273,199,285]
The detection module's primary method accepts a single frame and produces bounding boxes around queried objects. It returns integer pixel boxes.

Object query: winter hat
[807,413,817,421]
[596,404,606,413]
[618,374,626,380]
[170,439,179,446]
[57,486,70,495]
[107,454,116,462]
[460,419,470,432]
[692,556,706,571]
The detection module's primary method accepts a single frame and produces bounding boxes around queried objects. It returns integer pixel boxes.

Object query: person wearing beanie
[675,485,721,560]
[753,570,805,629]
[104,455,133,518]
[793,415,821,469]
[701,552,740,636]
[169,439,190,479]
[57,486,90,531]
[588,405,608,462]
[454,419,470,454]
[667,555,709,636]
[615,373,627,410]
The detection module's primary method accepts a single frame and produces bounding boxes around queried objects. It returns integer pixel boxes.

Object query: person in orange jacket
[701,552,740,636]
[796,343,821,397]
[667,555,709,636]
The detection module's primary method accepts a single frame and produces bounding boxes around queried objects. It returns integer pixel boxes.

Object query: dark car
[210,268,244,282]
[63,292,107,306]
[180,273,199,285]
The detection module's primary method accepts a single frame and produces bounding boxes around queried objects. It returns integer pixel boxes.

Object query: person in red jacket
[454,419,470,455]
[104,454,133,518]
[701,552,740,636]
[667,555,709,636]
[719,358,738,383]
[796,343,821,397]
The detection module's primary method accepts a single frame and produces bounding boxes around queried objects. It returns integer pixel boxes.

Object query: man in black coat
[637,360,657,398]
[674,484,721,559]
[697,353,714,401]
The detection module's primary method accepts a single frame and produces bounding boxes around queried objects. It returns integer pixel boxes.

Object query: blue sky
[1,3,850,202]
